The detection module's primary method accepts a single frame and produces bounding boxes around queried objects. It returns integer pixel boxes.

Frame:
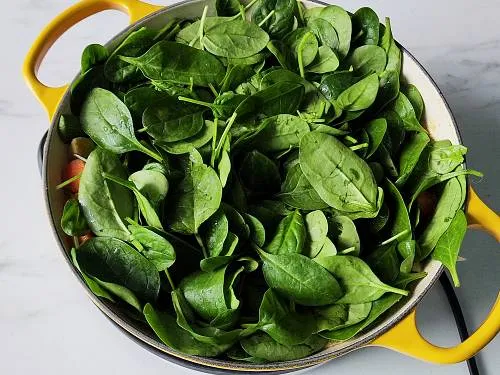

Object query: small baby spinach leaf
[76,237,160,303]
[304,210,329,258]
[203,20,270,58]
[299,131,380,215]
[336,73,379,112]
[120,41,226,87]
[243,213,266,247]
[81,88,162,161]
[307,46,340,74]
[61,198,89,236]
[265,210,306,255]
[144,303,231,357]
[239,150,281,194]
[402,83,425,121]
[307,18,339,51]
[129,169,169,208]
[328,215,360,256]
[167,162,222,234]
[253,114,310,152]
[240,332,327,361]
[389,92,427,132]
[315,255,408,304]
[278,160,329,210]
[251,0,296,39]
[431,209,467,287]
[155,119,215,155]
[348,45,387,75]
[143,99,206,142]
[81,44,108,74]
[128,224,176,271]
[78,148,134,241]
[395,132,430,187]
[352,7,380,46]
[257,248,343,306]
[201,208,229,257]
[104,27,156,83]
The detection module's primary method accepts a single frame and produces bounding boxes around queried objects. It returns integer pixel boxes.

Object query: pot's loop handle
[23,0,163,121]
[372,186,500,363]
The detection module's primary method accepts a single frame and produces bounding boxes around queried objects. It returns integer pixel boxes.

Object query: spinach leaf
[402,84,425,121]
[395,132,430,187]
[240,332,327,361]
[307,6,351,59]
[417,176,466,260]
[239,150,281,194]
[253,114,310,152]
[336,73,379,111]
[366,242,400,283]
[252,81,305,116]
[120,41,226,87]
[180,265,243,322]
[265,210,306,255]
[103,173,163,230]
[307,46,339,74]
[304,210,329,258]
[257,248,343,306]
[129,169,169,208]
[61,198,89,236]
[220,65,255,92]
[316,255,408,304]
[328,215,360,256]
[431,210,467,287]
[128,224,176,271]
[278,160,329,210]
[124,85,170,121]
[243,213,266,247]
[203,20,270,58]
[81,44,108,73]
[143,98,205,142]
[243,289,316,345]
[389,92,427,132]
[251,0,295,39]
[216,0,240,16]
[79,148,133,241]
[299,131,380,216]
[76,237,160,303]
[201,207,229,257]
[144,303,231,356]
[81,88,162,161]
[347,45,387,75]
[307,18,339,51]
[365,118,387,158]
[104,27,156,83]
[167,162,222,234]
[155,119,215,155]
[352,7,380,46]
[315,302,371,332]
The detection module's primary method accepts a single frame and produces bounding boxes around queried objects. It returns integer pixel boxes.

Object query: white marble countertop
[1,0,498,374]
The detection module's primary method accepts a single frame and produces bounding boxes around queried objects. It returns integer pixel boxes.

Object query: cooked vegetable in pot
[57,1,481,362]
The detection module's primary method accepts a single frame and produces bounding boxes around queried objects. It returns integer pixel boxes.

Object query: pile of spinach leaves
[58,1,480,363]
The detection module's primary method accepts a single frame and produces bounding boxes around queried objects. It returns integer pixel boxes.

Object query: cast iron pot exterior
[32,0,492,372]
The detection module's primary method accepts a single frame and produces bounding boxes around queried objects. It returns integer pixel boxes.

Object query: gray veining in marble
[0,0,498,374]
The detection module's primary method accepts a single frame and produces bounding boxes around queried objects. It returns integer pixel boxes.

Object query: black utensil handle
[38,131,47,177]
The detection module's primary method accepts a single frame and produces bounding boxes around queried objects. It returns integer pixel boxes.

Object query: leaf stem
[132,239,144,252]
[137,143,163,162]
[73,154,88,163]
[257,10,275,28]
[73,236,80,249]
[344,135,358,144]
[165,269,176,290]
[137,127,148,133]
[199,5,208,49]
[238,4,246,20]
[244,0,259,10]
[56,173,82,190]
[195,233,208,258]
[349,143,369,151]
[382,284,409,297]
[296,0,305,26]
[163,24,181,41]
[379,229,410,246]
[210,117,219,168]
[178,95,213,108]
[208,83,219,97]
[214,112,237,162]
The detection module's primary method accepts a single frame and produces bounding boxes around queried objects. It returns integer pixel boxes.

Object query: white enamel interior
[42,0,462,371]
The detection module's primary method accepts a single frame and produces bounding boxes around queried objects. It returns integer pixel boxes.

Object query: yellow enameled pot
[24,0,500,372]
